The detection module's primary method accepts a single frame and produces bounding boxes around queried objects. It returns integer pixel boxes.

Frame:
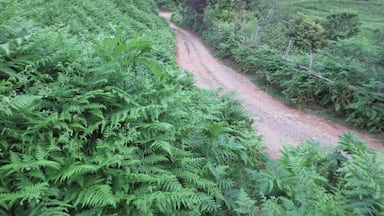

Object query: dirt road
[159,11,383,157]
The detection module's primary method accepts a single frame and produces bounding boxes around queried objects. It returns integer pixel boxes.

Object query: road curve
[159,11,383,157]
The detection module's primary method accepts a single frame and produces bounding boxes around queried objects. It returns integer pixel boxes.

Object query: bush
[202,23,240,58]
[287,12,327,52]
[155,0,183,10]
[323,11,361,41]
[203,4,236,27]
[259,133,384,215]
[185,0,207,12]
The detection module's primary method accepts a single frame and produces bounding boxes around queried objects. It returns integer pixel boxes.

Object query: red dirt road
[159,11,383,157]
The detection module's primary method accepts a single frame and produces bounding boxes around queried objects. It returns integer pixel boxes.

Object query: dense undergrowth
[0,0,266,215]
[1,0,384,215]
[170,0,384,134]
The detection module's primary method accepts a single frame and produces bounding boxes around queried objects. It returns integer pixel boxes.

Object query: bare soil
[159,11,383,157]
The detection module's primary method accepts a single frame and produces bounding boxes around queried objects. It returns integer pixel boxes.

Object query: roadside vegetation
[0,0,383,215]
[169,0,384,134]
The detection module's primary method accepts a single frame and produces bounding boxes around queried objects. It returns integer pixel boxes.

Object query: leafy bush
[259,133,384,215]
[155,0,183,10]
[185,0,207,12]
[203,4,236,26]
[229,41,384,132]
[323,11,361,40]
[202,23,241,58]
[287,12,327,52]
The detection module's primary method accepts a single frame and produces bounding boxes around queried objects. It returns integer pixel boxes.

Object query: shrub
[259,133,384,215]
[287,12,327,52]
[155,0,183,10]
[185,0,207,12]
[323,11,361,41]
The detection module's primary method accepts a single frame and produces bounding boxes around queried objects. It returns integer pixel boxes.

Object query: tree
[323,11,361,40]
[155,0,183,10]
[287,12,327,52]
[185,0,207,12]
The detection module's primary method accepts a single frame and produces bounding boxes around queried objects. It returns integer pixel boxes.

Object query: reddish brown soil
[159,11,383,157]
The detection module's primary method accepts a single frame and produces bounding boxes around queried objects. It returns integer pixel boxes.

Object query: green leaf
[0,43,9,55]
[150,140,173,157]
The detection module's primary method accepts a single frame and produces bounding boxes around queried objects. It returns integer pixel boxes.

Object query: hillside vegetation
[0,0,266,215]
[1,0,384,215]
[287,0,384,36]
[170,0,384,134]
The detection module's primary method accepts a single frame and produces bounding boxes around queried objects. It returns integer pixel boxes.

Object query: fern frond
[74,208,103,216]
[140,154,169,165]
[55,163,98,183]
[197,193,220,213]
[158,176,183,192]
[0,182,49,205]
[341,151,384,214]
[234,188,257,215]
[74,184,117,208]
[0,154,60,176]
[29,200,72,216]
[9,95,42,111]
[337,132,369,155]
[150,140,173,157]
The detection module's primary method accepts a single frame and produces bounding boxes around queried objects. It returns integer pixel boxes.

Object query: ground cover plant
[1,0,384,215]
[0,0,266,215]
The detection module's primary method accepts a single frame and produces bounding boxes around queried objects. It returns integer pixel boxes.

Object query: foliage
[2,0,384,215]
[185,0,207,12]
[258,133,384,215]
[323,11,361,40]
[202,22,240,58]
[203,3,236,26]
[172,4,384,213]
[0,0,267,215]
[287,12,327,52]
[174,0,384,133]
[155,0,183,10]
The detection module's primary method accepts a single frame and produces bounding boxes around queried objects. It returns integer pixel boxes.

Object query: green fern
[74,185,117,208]
[340,151,384,214]
[0,1,267,215]
[235,188,257,215]
[28,201,72,216]
[54,163,99,183]
[0,182,49,205]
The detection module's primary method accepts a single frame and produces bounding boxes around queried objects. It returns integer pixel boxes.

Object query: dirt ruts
[159,11,383,157]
